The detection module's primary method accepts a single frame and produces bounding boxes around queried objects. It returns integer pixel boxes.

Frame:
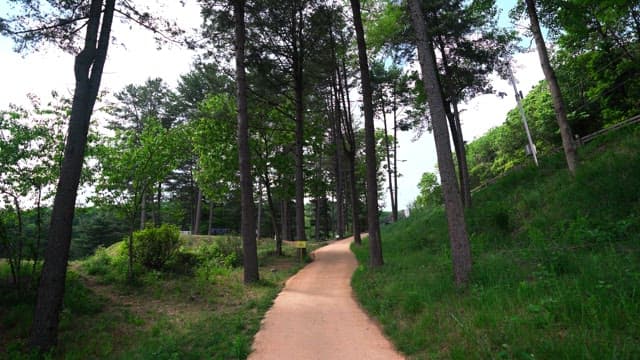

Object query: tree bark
[381,108,397,221]
[350,0,383,267]
[292,2,307,256]
[262,173,282,255]
[256,181,262,239]
[30,0,115,351]
[281,200,288,241]
[331,83,345,238]
[338,48,361,245]
[154,182,162,226]
[392,94,399,218]
[525,0,577,175]
[234,0,259,283]
[207,201,214,235]
[409,0,471,286]
[452,102,472,207]
[140,192,146,229]
[32,186,42,279]
[444,101,471,208]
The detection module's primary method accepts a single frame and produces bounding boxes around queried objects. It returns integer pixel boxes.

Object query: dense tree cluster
[3,0,633,353]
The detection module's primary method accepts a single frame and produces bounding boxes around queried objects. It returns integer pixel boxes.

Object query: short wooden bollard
[294,241,307,262]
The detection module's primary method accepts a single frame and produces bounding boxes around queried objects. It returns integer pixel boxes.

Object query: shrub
[82,246,112,276]
[131,224,181,270]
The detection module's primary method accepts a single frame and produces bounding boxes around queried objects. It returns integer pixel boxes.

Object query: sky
[0,0,543,212]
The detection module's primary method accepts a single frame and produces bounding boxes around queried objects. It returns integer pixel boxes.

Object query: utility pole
[509,63,539,166]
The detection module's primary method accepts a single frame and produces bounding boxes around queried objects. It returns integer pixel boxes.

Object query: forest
[1,0,639,358]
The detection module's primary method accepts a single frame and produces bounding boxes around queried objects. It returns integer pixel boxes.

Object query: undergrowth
[1,237,307,359]
[352,126,640,359]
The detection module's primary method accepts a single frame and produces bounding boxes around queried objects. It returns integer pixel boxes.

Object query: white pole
[509,63,539,166]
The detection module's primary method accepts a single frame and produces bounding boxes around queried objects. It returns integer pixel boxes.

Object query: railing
[578,114,640,144]
[470,113,640,194]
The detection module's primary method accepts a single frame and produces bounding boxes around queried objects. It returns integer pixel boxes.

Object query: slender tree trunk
[350,0,383,267]
[338,53,361,245]
[281,200,289,240]
[314,198,321,241]
[8,194,23,287]
[438,40,472,208]
[292,5,307,254]
[409,0,471,286]
[392,97,399,218]
[140,193,146,230]
[207,201,214,235]
[193,188,202,235]
[154,182,161,226]
[32,186,42,279]
[262,174,282,255]
[30,0,115,351]
[256,181,262,239]
[234,0,259,283]
[444,102,470,208]
[381,108,396,221]
[331,90,345,238]
[525,0,577,175]
[452,102,471,207]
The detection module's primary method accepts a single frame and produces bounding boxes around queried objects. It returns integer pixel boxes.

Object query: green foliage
[130,224,182,270]
[194,236,243,283]
[352,127,640,358]
[412,171,443,210]
[70,206,129,260]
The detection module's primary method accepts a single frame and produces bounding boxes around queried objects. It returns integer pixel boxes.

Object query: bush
[131,224,181,270]
[82,246,112,276]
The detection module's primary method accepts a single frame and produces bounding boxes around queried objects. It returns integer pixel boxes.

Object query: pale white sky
[0,1,543,212]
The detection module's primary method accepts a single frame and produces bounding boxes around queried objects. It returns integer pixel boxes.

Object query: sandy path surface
[249,237,404,360]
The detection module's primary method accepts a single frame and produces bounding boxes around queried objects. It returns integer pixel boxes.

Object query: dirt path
[249,237,404,360]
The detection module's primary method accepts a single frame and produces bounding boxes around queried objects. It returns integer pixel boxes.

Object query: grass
[352,125,640,359]
[1,236,312,359]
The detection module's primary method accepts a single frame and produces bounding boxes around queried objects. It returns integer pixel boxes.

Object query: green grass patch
[1,236,312,359]
[352,126,640,359]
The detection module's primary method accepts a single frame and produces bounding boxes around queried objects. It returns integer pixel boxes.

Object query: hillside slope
[352,125,640,359]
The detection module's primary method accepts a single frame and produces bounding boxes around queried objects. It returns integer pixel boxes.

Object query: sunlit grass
[352,126,640,359]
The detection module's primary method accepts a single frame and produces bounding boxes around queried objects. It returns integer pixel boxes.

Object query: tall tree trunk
[409,0,471,286]
[30,0,115,351]
[292,3,307,254]
[338,51,361,245]
[525,0,577,175]
[234,0,259,283]
[281,199,290,241]
[154,182,161,226]
[331,87,345,238]
[437,39,472,208]
[140,193,147,230]
[262,173,282,255]
[32,185,42,279]
[193,188,202,235]
[256,181,262,239]
[207,201,214,235]
[350,0,383,267]
[314,198,321,241]
[381,108,396,221]
[392,96,399,218]
[452,102,471,207]
[444,102,471,208]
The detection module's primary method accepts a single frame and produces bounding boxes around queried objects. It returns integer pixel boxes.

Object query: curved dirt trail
[249,237,404,360]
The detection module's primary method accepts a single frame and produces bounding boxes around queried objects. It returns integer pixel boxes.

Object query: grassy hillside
[1,237,315,359]
[352,125,640,359]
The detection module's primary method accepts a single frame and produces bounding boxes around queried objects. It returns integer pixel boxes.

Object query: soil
[249,236,404,360]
